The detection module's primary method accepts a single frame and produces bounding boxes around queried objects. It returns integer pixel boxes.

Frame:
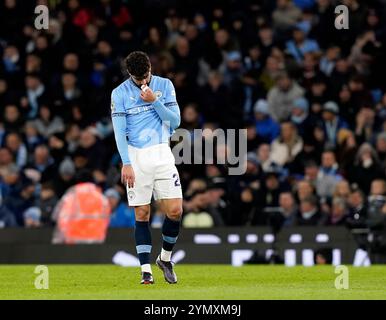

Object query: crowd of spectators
[1,0,386,230]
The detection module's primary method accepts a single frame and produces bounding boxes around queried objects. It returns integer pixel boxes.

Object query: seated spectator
[321,101,348,149]
[4,132,27,168]
[3,177,36,226]
[367,179,386,220]
[316,150,342,198]
[23,144,56,184]
[54,158,76,198]
[48,132,68,164]
[184,177,226,225]
[255,169,289,225]
[369,179,386,197]
[0,164,20,198]
[38,182,58,226]
[198,71,231,127]
[0,147,14,177]
[286,25,320,64]
[267,72,305,122]
[348,143,384,195]
[302,160,319,185]
[278,192,298,227]
[63,124,80,156]
[105,188,135,228]
[180,103,201,134]
[253,99,280,143]
[295,179,316,202]
[270,121,303,166]
[184,178,207,198]
[346,76,373,123]
[256,143,281,173]
[324,197,349,226]
[336,128,357,175]
[227,154,262,225]
[182,191,215,228]
[75,128,106,170]
[347,188,367,227]
[223,51,244,87]
[272,0,302,33]
[23,207,42,228]
[21,73,49,119]
[290,97,316,137]
[56,72,83,107]
[262,170,284,208]
[33,105,65,139]
[205,178,227,226]
[290,140,321,175]
[307,77,330,113]
[258,55,282,92]
[354,107,376,144]
[320,46,340,77]
[296,195,323,226]
[24,121,45,154]
[244,122,261,152]
[3,104,24,132]
[333,180,351,201]
[375,132,386,170]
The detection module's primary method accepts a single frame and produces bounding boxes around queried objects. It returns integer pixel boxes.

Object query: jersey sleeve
[111,88,131,165]
[152,79,181,130]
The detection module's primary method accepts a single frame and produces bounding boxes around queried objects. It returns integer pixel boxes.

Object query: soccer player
[111,51,183,284]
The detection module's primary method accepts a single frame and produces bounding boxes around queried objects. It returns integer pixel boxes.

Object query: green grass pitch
[0,265,385,300]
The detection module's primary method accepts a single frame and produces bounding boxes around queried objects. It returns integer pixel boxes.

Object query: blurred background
[0,0,386,265]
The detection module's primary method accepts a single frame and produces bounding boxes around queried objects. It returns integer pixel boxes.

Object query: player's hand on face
[122,164,135,188]
[140,87,157,103]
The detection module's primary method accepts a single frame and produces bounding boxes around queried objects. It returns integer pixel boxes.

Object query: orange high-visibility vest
[54,183,111,244]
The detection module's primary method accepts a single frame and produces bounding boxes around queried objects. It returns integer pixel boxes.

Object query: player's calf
[158,199,182,261]
[135,220,153,283]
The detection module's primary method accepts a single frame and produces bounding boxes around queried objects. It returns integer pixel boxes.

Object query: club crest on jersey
[111,100,115,112]
[155,91,162,98]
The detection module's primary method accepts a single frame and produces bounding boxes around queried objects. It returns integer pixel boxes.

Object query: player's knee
[135,206,150,221]
[167,205,183,221]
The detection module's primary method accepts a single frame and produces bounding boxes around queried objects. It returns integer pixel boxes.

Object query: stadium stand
[0,0,386,235]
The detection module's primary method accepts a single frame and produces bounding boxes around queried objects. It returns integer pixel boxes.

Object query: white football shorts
[126,143,183,206]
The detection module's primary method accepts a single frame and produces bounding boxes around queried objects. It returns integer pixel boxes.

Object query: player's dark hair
[125,51,151,78]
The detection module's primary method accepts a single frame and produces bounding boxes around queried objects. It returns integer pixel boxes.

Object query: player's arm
[111,89,135,187]
[141,80,181,130]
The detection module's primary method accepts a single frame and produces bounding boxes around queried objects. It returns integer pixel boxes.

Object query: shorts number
[173,173,181,187]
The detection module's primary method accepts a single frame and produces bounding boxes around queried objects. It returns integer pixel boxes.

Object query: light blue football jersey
[111,75,180,165]
[111,75,180,148]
